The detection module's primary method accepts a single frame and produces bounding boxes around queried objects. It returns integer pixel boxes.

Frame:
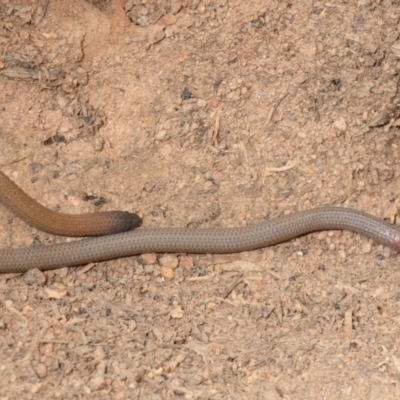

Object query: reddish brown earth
[1,1,400,398]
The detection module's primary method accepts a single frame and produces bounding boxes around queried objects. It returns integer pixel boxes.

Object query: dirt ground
[1,0,400,398]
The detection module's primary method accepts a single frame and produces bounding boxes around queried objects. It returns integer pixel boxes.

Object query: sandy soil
[1,0,400,398]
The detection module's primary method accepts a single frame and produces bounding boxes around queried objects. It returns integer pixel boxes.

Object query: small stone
[160,254,179,269]
[182,123,190,134]
[182,103,194,112]
[228,80,239,90]
[124,0,135,12]
[190,121,200,130]
[128,5,149,25]
[44,284,67,299]
[203,180,214,191]
[226,91,240,101]
[209,99,220,108]
[147,26,166,45]
[197,98,207,108]
[55,94,68,108]
[171,1,184,14]
[144,264,155,274]
[105,378,112,386]
[299,43,317,58]
[170,305,184,318]
[129,320,137,331]
[206,302,217,310]
[383,247,392,258]
[338,249,347,261]
[155,130,167,141]
[34,363,47,379]
[362,242,372,254]
[211,170,225,182]
[135,264,144,275]
[333,117,347,132]
[163,119,172,130]
[178,255,194,270]
[31,383,42,394]
[160,266,174,279]
[42,343,54,356]
[23,304,34,316]
[162,13,177,26]
[51,359,60,371]
[22,268,46,285]
[28,162,43,174]
[141,253,157,264]
[294,302,303,313]
[88,376,105,391]
[92,136,105,152]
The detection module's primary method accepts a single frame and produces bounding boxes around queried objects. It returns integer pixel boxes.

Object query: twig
[266,92,289,126]
[36,0,50,26]
[265,160,298,172]
[222,272,243,299]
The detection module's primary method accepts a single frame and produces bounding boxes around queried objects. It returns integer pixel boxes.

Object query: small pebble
[361,242,372,254]
[163,119,172,130]
[105,378,113,386]
[92,136,104,152]
[162,13,177,26]
[383,247,392,258]
[129,320,137,331]
[141,253,157,264]
[211,170,224,182]
[197,98,207,108]
[88,376,105,391]
[209,99,220,108]
[155,130,167,141]
[22,268,46,285]
[42,343,54,356]
[179,255,194,270]
[203,180,214,192]
[34,364,47,379]
[144,264,155,274]
[333,117,347,132]
[160,266,175,279]
[228,80,239,90]
[171,1,184,14]
[160,254,178,269]
[294,302,303,313]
